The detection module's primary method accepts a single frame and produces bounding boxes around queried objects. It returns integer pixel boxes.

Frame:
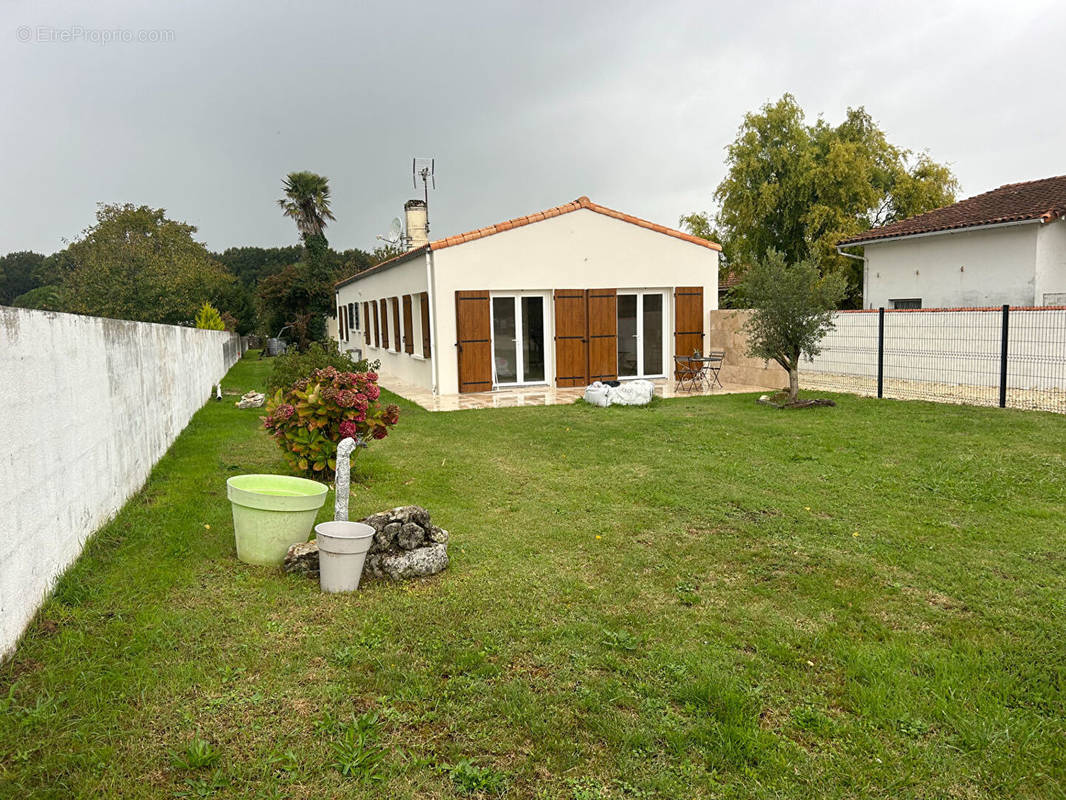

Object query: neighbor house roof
[838,174,1066,247]
[335,196,721,288]
[718,270,742,292]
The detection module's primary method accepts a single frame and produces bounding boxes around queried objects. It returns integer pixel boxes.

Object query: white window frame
[490,291,550,387]
[617,289,668,380]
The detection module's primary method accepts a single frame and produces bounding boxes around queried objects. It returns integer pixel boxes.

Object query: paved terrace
[378,376,778,411]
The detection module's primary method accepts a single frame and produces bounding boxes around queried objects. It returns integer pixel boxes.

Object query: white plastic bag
[606,380,655,406]
[583,382,611,407]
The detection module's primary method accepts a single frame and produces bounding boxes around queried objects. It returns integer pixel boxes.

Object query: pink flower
[336,390,358,408]
[366,371,378,383]
[339,420,358,439]
[372,427,388,440]
[383,404,400,425]
[365,384,380,401]
[276,404,295,420]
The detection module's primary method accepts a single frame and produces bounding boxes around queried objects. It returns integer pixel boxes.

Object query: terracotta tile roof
[335,196,721,287]
[428,196,721,252]
[839,175,1066,246]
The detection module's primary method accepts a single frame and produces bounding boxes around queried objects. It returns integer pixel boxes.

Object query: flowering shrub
[263,367,399,477]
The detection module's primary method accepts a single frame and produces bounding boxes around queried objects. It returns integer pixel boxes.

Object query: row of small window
[338,293,431,358]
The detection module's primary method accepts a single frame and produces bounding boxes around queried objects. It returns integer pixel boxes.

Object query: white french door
[491,293,547,386]
[617,291,667,378]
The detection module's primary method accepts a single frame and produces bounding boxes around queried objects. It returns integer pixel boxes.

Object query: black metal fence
[800,306,1066,414]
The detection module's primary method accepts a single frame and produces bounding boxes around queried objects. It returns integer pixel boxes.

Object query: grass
[1,351,1064,798]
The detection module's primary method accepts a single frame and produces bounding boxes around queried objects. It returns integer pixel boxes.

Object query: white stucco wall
[334,256,433,390]
[863,223,1042,309]
[0,308,241,658]
[1035,219,1066,305]
[430,209,718,394]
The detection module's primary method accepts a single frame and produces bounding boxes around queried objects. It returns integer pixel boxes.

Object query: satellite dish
[376,216,405,246]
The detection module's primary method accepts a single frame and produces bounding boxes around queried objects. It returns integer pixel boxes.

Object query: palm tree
[278,171,336,240]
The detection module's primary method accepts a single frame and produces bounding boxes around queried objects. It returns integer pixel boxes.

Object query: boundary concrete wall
[0,308,241,657]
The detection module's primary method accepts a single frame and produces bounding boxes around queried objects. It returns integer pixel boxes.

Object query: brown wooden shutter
[554,289,588,387]
[337,305,345,340]
[363,302,370,345]
[673,286,704,377]
[420,292,431,356]
[402,295,414,354]
[377,299,386,347]
[391,297,401,350]
[586,289,617,382]
[456,290,491,393]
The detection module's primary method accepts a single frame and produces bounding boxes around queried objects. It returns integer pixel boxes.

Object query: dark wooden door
[402,295,414,353]
[673,286,704,377]
[587,289,617,382]
[455,290,492,393]
[554,289,588,387]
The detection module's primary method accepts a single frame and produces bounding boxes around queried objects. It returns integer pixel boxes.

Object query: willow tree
[689,94,958,306]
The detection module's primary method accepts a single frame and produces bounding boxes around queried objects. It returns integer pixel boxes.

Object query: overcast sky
[3,0,1065,255]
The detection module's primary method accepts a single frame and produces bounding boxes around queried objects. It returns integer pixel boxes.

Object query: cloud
[1,0,1063,254]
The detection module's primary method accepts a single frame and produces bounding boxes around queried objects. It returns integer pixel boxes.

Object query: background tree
[678,212,742,307]
[739,250,847,403]
[0,251,46,305]
[255,262,306,340]
[194,301,227,330]
[697,94,958,306]
[213,245,303,287]
[11,284,66,311]
[60,204,236,325]
[278,171,337,347]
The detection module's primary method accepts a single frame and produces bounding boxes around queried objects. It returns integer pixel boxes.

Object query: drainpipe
[425,249,439,395]
[836,245,868,308]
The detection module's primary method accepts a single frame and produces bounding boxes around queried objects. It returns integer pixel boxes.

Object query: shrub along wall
[0,307,241,658]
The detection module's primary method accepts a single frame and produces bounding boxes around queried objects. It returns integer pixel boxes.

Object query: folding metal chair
[673,355,703,392]
[703,350,725,390]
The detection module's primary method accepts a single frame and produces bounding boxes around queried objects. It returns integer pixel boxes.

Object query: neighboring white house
[333,196,720,395]
[838,175,1066,309]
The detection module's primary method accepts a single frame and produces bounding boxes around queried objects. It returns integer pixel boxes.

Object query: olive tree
[740,250,847,403]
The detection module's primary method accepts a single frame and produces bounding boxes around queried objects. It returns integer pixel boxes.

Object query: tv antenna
[376,216,405,248]
[412,157,435,232]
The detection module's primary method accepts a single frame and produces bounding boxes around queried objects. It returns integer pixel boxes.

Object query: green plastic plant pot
[226,474,329,566]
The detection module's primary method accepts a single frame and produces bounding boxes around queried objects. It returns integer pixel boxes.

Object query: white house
[838,175,1066,309]
[333,196,720,395]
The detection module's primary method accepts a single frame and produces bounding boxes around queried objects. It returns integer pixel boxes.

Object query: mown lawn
[2,352,1065,799]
